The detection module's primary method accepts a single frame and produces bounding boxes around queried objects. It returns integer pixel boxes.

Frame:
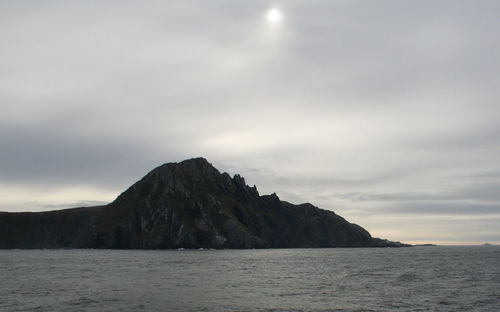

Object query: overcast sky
[1,1,499,244]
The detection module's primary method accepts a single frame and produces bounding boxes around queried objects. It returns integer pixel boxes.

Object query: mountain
[0,157,408,249]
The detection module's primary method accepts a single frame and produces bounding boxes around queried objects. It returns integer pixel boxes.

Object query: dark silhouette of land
[0,158,409,249]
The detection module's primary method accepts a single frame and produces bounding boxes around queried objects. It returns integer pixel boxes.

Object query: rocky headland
[0,158,409,249]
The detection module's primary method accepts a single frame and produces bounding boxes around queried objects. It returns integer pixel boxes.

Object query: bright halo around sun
[266,8,283,25]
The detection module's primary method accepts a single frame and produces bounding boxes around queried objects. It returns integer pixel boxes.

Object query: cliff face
[0,158,407,249]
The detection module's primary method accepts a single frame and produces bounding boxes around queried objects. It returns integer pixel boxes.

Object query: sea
[0,246,498,312]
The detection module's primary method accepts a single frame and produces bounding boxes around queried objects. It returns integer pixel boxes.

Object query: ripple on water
[0,247,498,312]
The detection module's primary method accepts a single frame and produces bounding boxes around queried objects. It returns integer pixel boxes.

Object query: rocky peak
[113,157,260,203]
[159,157,220,179]
[176,157,213,171]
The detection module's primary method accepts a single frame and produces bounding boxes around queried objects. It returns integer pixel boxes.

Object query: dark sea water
[0,246,498,312]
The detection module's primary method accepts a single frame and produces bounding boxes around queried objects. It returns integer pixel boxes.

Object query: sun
[266,8,283,25]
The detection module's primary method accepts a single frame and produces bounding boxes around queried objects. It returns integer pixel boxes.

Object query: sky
[1,1,499,245]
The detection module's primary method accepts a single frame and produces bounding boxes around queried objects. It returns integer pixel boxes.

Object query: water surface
[1,246,498,311]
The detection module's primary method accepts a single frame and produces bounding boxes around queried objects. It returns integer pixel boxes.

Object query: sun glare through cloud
[265,7,283,26]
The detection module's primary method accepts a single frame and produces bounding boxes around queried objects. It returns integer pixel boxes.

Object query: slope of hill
[0,158,408,249]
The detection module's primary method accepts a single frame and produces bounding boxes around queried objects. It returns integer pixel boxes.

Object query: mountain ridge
[0,157,409,249]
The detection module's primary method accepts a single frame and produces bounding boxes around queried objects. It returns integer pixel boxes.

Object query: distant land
[0,158,410,249]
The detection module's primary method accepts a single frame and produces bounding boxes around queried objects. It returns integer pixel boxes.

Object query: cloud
[0,0,499,243]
